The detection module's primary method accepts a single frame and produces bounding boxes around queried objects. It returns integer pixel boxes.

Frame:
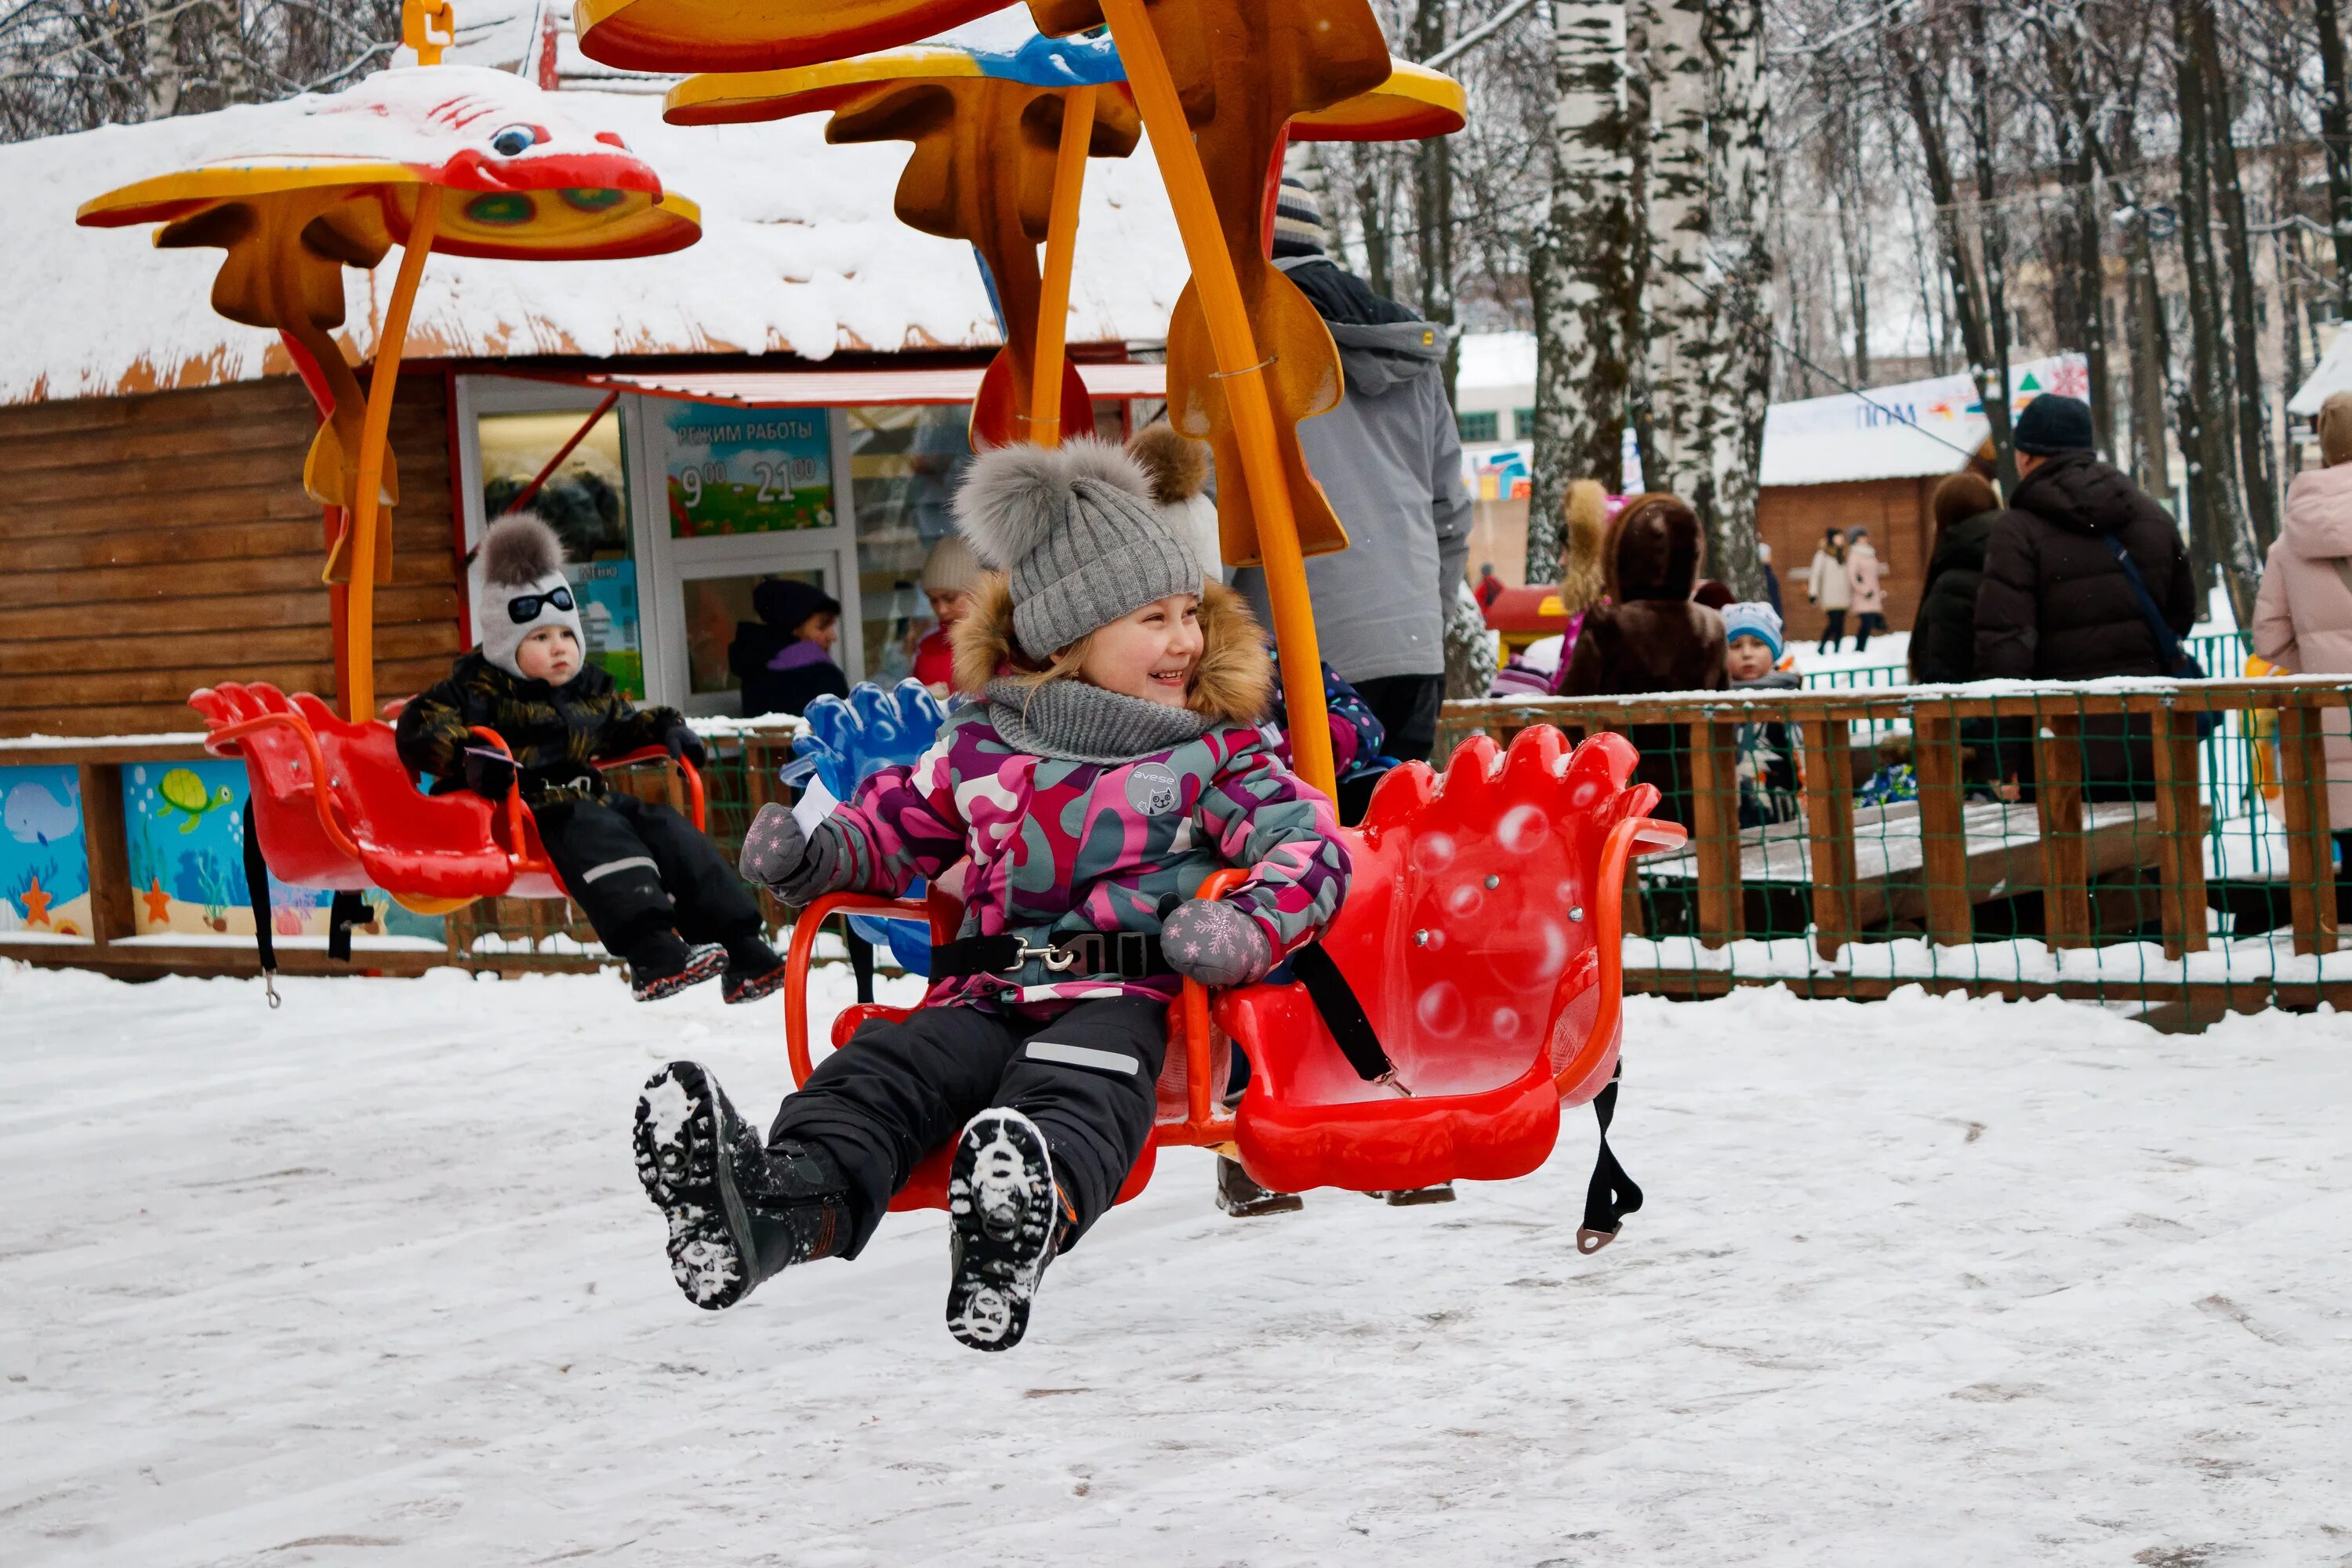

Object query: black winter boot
[720,935,789,1006]
[1215,1154,1303,1218]
[944,1109,1061,1352]
[633,1062,851,1310]
[625,932,726,1002]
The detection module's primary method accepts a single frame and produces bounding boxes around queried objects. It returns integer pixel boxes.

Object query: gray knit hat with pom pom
[474,512,583,681]
[952,437,1203,661]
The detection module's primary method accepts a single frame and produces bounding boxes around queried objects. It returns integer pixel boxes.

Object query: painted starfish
[19,875,52,927]
[142,879,173,925]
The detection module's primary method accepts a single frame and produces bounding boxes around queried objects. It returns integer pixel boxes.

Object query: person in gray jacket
[1232,177,1472,764]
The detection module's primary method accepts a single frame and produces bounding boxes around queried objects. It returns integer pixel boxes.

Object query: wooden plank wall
[0,373,463,738]
[1758,476,1937,646]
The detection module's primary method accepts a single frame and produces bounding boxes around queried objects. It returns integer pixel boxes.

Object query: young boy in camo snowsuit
[631,439,1351,1352]
[396,514,786,1003]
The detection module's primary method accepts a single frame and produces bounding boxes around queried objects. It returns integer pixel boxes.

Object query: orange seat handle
[201,708,364,863]
[1563,813,1687,1098]
[466,728,707,883]
[782,890,931,1085]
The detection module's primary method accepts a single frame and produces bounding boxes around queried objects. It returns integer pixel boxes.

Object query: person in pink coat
[1845,528,1886,653]
[2254,390,2352,842]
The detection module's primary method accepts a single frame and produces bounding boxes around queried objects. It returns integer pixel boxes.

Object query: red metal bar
[783,891,930,1085]
[201,711,363,863]
[500,390,619,517]
[1561,814,1686,1098]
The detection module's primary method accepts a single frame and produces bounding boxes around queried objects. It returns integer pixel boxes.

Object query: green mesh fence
[1442,651,2352,1025]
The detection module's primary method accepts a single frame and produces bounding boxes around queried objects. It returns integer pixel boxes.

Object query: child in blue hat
[1722,602,1802,827]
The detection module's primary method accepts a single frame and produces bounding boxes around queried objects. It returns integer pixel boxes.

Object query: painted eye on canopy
[560,188,626,212]
[465,191,536,225]
[488,124,541,158]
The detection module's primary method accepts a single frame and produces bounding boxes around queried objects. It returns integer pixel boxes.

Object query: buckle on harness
[1010,942,1078,973]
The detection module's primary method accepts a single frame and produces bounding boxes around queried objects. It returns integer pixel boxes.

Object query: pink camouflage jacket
[811,700,1350,1014]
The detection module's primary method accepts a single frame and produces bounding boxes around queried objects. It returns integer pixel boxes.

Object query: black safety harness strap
[931,929,1170,981]
[326,891,370,964]
[934,928,1403,1090]
[1287,943,1399,1087]
[241,800,280,1009]
[1577,1063,1643,1254]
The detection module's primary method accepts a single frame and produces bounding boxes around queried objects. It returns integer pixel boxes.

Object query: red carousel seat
[779,725,1682,1210]
[191,681,511,898]
[802,887,1214,1214]
[188,681,702,903]
[1219,727,1682,1196]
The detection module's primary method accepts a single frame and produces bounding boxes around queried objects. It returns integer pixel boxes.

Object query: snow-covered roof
[2288,326,2352,417]
[1456,329,1534,394]
[1759,354,2086,487]
[1451,336,2089,489]
[3,56,1186,408]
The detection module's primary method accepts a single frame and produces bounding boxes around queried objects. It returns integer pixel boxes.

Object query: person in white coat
[1806,529,1851,652]
[2254,390,2352,848]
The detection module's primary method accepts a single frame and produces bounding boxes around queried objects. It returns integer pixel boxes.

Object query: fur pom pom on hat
[952,437,1203,661]
[473,513,583,681]
[1127,421,1223,582]
[1126,421,1210,505]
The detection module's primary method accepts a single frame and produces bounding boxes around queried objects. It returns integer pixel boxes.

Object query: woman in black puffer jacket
[1909,471,2003,684]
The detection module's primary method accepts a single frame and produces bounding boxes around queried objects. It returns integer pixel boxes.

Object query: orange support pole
[1098,0,1338,800]
[1031,83,1096,449]
[344,187,441,720]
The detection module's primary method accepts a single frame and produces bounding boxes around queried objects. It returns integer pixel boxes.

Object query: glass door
[630,400,864,717]
[458,377,654,700]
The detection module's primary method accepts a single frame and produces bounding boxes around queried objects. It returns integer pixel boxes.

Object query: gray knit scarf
[985,677,1208,764]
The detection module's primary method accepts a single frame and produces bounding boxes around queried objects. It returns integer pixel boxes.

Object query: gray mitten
[739,800,851,904]
[739,802,808,890]
[1160,898,1274,987]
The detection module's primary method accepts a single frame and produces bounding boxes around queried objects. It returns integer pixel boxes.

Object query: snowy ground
[5,964,2350,1566]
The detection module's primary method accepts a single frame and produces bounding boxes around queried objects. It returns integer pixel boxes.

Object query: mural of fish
[4,779,80,847]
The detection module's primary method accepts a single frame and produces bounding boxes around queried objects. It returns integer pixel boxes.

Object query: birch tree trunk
[1410,0,1458,402]
[1527,0,1633,575]
[1638,0,1710,501]
[141,0,186,119]
[1694,0,1769,596]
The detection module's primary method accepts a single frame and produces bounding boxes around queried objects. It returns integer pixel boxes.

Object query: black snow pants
[767,998,1168,1258]
[535,792,762,956]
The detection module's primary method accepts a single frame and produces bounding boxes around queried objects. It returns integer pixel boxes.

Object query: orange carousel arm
[1096,0,1338,802]
[1029,82,1097,450]
[343,185,441,720]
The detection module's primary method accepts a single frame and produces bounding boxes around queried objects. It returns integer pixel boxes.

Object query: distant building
[1450,333,2089,638]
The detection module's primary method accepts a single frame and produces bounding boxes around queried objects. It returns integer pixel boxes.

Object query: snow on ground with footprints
[4,960,2350,1565]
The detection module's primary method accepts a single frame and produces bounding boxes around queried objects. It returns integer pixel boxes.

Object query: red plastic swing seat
[1219,725,1681,1196]
[188,681,698,902]
[782,724,1683,1210]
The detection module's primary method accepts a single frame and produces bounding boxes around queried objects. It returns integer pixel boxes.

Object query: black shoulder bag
[2100,534,2220,740]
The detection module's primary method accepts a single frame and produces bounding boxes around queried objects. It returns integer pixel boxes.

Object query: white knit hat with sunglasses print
[474,514,584,680]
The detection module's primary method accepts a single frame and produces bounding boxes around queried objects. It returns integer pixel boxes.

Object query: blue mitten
[1160,898,1274,987]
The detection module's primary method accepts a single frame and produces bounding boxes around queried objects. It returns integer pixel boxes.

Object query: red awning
[557,361,1167,408]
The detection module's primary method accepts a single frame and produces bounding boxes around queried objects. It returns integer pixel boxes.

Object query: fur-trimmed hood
[951,574,1273,727]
